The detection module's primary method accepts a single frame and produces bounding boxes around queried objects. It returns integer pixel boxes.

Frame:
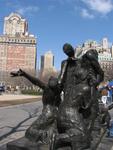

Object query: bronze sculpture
[53,44,103,149]
[11,71,61,146]
[11,43,104,150]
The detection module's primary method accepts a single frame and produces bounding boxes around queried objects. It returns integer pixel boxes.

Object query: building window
[1,52,4,57]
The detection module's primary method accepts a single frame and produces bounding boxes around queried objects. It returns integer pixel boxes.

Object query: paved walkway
[0,94,42,107]
[0,94,40,101]
[0,96,112,149]
[0,101,42,150]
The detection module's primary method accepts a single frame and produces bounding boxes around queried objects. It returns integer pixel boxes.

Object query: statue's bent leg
[25,111,57,143]
[53,133,90,150]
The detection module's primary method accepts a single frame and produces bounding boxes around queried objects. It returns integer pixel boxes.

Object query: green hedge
[21,89,43,95]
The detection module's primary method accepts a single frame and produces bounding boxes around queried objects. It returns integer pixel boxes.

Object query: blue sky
[0,0,113,70]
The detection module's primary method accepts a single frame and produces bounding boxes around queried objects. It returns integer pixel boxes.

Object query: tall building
[111,44,113,57]
[102,37,109,49]
[4,13,28,36]
[40,51,56,80]
[0,13,37,72]
[41,51,54,70]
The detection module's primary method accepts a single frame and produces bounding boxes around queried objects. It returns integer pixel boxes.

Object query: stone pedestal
[7,137,71,150]
[7,137,49,150]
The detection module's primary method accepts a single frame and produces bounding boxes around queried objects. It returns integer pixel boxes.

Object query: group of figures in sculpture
[11,43,104,150]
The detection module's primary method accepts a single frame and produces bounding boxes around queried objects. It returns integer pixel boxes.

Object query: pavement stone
[0,101,42,150]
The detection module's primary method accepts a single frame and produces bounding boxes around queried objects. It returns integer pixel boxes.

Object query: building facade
[76,38,113,75]
[40,51,56,81]
[41,51,54,70]
[0,13,37,72]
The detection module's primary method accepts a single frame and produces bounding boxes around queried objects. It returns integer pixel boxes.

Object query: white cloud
[81,0,113,15]
[17,6,40,15]
[81,9,94,18]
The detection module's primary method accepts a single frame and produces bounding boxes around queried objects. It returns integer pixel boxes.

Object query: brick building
[0,12,37,71]
[0,13,37,86]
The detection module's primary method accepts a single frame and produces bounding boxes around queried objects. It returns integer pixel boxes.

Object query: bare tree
[39,69,59,83]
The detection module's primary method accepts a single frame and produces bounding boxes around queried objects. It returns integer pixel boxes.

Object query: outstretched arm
[10,69,46,89]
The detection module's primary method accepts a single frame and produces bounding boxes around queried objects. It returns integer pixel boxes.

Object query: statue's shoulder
[82,49,98,62]
[61,58,79,66]
[61,59,67,66]
[61,59,67,63]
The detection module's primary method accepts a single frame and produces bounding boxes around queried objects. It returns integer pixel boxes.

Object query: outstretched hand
[10,69,24,77]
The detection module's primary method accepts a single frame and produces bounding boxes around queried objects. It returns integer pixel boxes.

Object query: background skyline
[0,0,113,70]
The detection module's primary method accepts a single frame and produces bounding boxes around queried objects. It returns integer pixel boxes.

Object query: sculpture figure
[10,43,104,150]
[81,49,104,133]
[53,44,104,149]
[11,70,61,144]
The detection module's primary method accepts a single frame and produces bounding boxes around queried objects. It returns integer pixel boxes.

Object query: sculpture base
[7,137,49,150]
[7,137,71,150]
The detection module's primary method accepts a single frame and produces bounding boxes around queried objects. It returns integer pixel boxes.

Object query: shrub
[21,89,43,95]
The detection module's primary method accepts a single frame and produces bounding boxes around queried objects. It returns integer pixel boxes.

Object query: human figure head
[63,43,75,57]
[85,49,98,61]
